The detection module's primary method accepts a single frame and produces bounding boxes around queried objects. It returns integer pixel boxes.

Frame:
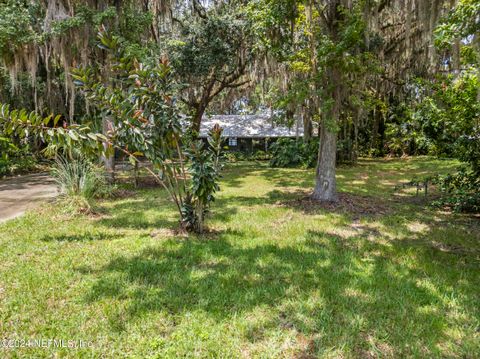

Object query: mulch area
[277,191,392,218]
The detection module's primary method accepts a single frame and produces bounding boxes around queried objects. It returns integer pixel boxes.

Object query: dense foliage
[269,138,319,168]
[0,136,36,176]
[432,168,480,213]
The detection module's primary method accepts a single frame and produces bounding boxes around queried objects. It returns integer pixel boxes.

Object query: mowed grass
[0,157,479,358]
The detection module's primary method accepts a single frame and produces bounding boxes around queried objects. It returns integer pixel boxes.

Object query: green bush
[269,138,318,168]
[0,137,37,176]
[432,167,480,213]
[224,151,245,162]
[224,150,271,162]
[252,150,270,161]
[181,125,223,233]
[0,157,37,176]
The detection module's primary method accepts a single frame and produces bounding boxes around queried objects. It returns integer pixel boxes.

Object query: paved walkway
[0,173,58,223]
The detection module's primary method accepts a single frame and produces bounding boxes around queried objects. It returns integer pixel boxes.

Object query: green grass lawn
[1,157,479,358]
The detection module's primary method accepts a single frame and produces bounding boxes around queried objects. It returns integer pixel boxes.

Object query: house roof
[199,114,302,138]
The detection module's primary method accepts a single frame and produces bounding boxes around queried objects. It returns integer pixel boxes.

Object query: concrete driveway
[0,173,58,223]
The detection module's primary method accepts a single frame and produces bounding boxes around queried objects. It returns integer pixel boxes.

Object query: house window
[229,137,237,146]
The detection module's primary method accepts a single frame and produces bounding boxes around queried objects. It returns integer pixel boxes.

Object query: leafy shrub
[415,70,479,160]
[0,156,37,176]
[456,131,480,175]
[412,71,480,213]
[269,138,318,168]
[252,150,270,161]
[224,150,271,162]
[302,139,320,168]
[51,155,108,213]
[432,167,480,213]
[270,138,303,167]
[224,151,245,162]
[0,136,37,176]
[181,125,223,233]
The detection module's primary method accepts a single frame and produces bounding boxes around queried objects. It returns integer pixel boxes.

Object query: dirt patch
[278,191,391,218]
[293,333,321,359]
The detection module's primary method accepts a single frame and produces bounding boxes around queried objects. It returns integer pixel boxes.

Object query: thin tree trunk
[353,113,359,163]
[303,105,313,142]
[102,116,115,183]
[133,160,139,188]
[100,2,120,183]
[196,202,204,233]
[304,0,315,144]
[370,107,379,152]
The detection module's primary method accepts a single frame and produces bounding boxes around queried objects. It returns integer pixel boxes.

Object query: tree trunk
[352,115,359,163]
[303,105,313,142]
[102,116,115,183]
[312,124,337,201]
[133,160,139,188]
[312,67,341,202]
[195,202,204,234]
[191,102,208,134]
[102,147,115,183]
[370,107,380,152]
[305,0,315,144]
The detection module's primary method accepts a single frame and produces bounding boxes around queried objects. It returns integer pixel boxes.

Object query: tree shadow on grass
[40,232,123,242]
[215,189,306,209]
[210,202,239,223]
[81,226,477,356]
[219,163,253,189]
[255,167,314,189]
[95,193,179,230]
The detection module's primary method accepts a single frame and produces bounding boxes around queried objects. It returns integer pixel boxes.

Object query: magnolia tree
[0,30,223,233]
